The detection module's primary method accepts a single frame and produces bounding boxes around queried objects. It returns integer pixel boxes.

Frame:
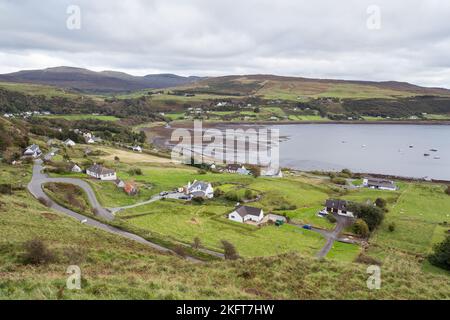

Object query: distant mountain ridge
[0,67,204,94]
[0,66,449,97]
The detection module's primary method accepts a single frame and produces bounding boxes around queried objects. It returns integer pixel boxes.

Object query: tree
[375,198,387,209]
[348,202,385,231]
[192,237,202,249]
[352,219,370,237]
[221,240,239,260]
[428,235,450,270]
[22,239,56,265]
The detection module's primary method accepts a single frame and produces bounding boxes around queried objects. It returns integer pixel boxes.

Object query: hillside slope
[0,67,203,94]
[180,75,450,99]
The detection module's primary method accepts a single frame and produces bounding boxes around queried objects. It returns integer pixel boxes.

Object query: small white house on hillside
[64,139,76,147]
[363,177,397,191]
[185,180,214,199]
[71,164,82,173]
[132,146,142,152]
[228,206,264,224]
[86,164,117,181]
[23,144,42,158]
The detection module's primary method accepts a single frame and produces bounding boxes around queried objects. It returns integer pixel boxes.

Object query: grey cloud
[0,0,449,87]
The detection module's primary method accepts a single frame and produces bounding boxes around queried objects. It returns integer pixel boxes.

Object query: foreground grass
[0,191,449,299]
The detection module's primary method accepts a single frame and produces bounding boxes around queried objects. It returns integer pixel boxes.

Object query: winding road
[27,160,203,262]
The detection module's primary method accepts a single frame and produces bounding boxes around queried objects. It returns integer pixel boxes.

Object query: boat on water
[434,156,441,159]
[430,149,438,152]
[424,153,430,157]
[409,145,414,148]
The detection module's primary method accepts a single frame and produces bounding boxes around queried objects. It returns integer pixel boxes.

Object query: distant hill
[179,74,450,99]
[1,67,449,99]
[0,67,204,94]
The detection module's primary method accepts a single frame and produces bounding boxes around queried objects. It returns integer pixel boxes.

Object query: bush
[173,245,187,258]
[38,197,52,207]
[349,202,385,231]
[428,235,450,270]
[221,240,239,260]
[0,184,12,195]
[352,219,370,237]
[388,222,396,232]
[225,191,241,202]
[375,198,387,209]
[244,189,255,199]
[191,197,204,205]
[192,237,202,249]
[213,189,224,197]
[331,177,347,185]
[326,214,337,223]
[127,167,143,176]
[445,185,450,196]
[197,169,207,175]
[22,239,56,265]
[340,168,352,178]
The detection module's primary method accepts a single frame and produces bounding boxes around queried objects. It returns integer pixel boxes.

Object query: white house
[71,164,82,173]
[226,164,250,175]
[85,137,95,144]
[64,139,76,147]
[185,180,214,199]
[115,179,125,188]
[363,177,397,191]
[23,144,42,158]
[228,206,264,224]
[86,164,117,181]
[261,167,283,178]
[132,146,142,153]
[325,199,354,218]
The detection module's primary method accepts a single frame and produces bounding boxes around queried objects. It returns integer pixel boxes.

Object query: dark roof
[325,199,349,211]
[234,206,263,218]
[226,164,242,171]
[87,164,115,176]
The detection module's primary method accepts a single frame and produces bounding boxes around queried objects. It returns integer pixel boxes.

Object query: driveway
[27,160,203,262]
[315,214,355,258]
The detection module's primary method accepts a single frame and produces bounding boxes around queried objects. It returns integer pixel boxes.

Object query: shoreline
[188,119,450,126]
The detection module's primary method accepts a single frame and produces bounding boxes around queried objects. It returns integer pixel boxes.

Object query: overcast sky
[1,0,450,87]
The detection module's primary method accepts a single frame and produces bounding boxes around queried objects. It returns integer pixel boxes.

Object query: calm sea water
[273,124,450,180]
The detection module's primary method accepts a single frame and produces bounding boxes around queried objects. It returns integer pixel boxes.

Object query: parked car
[159,191,169,196]
[302,224,312,230]
[318,209,328,216]
[179,195,190,200]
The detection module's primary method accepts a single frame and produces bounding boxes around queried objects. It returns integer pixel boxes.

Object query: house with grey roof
[325,199,354,217]
[23,144,42,158]
[185,180,214,199]
[363,177,397,191]
[228,206,264,224]
[86,164,117,181]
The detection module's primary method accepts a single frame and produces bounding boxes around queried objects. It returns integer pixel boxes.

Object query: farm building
[124,182,139,196]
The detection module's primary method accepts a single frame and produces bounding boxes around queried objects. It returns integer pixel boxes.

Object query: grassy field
[39,114,119,121]
[0,82,81,98]
[0,187,449,299]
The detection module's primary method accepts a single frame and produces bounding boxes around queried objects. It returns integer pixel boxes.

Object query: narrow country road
[27,160,203,262]
[315,214,354,258]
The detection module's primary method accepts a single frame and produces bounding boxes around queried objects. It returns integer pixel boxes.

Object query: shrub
[213,189,224,197]
[221,240,239,260]
[445,185,450,196]
[127,167,143,176]
[197,169,207,175]
[173,245,186,258]
[225,191,241,202]
[244,189,254,199]
[352,219,370,237]
[22,239,56,265]
[331,177,347,185]
[0,184,12,195]
[428,235,450,270]
[326,214,337,223]
[191,197,204,205]
[192,237,202,249]
[375,198,387,209]
[388,222,396,232]
[340,168,352,178]
[349,202,385,231]
[38,197,52,207]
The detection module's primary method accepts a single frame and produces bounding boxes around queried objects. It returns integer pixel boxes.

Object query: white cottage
[86,164,117,181]
[71,164,82,173]
[64,139,76,147]
[228,206,264,224]
[185,180,214,199]
[23,144,42,158]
